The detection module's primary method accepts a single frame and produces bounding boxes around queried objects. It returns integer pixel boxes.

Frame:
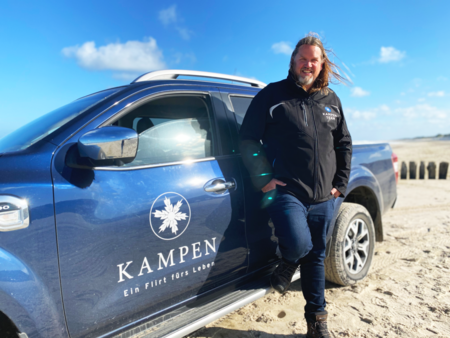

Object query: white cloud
[427,91,445,97]
[62,38,166,72]
[159,5,177,26]
[396,104,447,122]
[437,76,448,81]
[159,5,193,40]
[352,110,376,120]
[379,104,390,113]
[347,108,376,120]
[271,42,293,55]
[351,87,370,97]
[176,27,193,41]
[347,105,391,121]
[418,98,426,102]
[379,46,406,63]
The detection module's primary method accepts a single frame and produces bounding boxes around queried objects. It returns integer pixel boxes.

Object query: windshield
[0,88,121,154]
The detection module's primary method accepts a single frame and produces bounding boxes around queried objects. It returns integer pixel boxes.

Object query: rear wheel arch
[344,186,383,242]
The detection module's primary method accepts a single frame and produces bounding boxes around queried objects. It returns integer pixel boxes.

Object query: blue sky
[1,1,449,142]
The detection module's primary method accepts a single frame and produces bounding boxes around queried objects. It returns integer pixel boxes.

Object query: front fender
[0,144,69,338]
[0,248,68,338]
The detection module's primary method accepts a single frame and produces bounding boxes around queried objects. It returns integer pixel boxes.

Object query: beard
[297,74,314,86]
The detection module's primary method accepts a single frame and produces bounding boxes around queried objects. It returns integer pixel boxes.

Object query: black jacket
[239,72,352,203]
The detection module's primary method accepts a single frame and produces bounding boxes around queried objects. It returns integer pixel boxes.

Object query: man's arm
[239,87,275,191]
[332,99,352,197]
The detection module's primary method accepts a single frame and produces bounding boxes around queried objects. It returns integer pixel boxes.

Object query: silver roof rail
[132,69,266,88]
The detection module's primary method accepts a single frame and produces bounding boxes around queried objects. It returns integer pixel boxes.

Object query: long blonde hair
[290,33,348,94]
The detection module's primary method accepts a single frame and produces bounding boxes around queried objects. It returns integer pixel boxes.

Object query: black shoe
[270,260,298,294]
[306,313,331,338]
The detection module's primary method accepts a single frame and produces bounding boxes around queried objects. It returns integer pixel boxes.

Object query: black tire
[325,203,375,286]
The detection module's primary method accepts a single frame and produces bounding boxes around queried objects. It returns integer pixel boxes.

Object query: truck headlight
[0,196,30,231]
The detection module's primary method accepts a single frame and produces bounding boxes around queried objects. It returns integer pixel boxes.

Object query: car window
[0,88,122,154]
[112,94,215,167]
[229,96,253,130]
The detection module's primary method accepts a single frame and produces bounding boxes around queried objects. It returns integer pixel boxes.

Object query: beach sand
[186,139,450,338]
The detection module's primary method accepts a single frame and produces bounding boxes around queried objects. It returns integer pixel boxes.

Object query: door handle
[204,179,235,193]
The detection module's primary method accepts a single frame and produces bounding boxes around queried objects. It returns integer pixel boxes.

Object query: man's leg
[298,198,335,337]
[267,192,313,292]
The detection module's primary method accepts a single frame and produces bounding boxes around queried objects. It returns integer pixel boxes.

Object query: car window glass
[229,96,253,130]
[112,95,215,167]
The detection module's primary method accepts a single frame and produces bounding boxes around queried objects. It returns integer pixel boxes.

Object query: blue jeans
[266,191,335,318]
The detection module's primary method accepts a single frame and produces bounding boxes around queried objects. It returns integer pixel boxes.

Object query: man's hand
[331,188,341,198]
[262,179,286,193]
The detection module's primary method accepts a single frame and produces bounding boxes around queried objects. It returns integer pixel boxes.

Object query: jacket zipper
[300,101,308,126]
[309,98,319,201]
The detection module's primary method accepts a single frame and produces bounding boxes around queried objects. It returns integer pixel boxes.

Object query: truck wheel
[325,203,375,286]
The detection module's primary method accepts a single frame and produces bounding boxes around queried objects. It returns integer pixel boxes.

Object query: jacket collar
[287,71,327,100]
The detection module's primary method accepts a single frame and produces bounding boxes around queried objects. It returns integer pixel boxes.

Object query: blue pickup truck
[0,70,398,338]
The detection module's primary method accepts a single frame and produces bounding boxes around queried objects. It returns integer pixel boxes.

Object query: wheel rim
[343,218,370,274]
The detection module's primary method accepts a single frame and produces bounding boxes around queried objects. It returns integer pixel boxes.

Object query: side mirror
[67,126,138,168]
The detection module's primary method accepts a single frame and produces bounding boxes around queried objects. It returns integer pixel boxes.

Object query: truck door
[51,86,248,338]
[219,88,280,273]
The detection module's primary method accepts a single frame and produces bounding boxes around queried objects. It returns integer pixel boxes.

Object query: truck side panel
[351,144,397,213]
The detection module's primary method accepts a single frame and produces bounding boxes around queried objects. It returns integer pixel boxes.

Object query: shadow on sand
[188,279,346,337]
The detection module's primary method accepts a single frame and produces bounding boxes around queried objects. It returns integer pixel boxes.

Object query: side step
[113,271,300,338]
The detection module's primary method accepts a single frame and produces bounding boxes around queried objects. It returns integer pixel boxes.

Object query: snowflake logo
[153,196,188,234]
[150,192,191,240]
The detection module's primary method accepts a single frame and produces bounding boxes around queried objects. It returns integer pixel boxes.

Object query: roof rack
[132,70,266,88]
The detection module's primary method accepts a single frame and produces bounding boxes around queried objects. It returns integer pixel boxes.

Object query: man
[239,34,352,338]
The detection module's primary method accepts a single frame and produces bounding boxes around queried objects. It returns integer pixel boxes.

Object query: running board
[113,270,300,338]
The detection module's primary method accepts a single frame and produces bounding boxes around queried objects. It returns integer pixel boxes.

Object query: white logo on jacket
[323,112,340,121]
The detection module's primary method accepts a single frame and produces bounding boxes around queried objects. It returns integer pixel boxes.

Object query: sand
[187,139,450,338]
